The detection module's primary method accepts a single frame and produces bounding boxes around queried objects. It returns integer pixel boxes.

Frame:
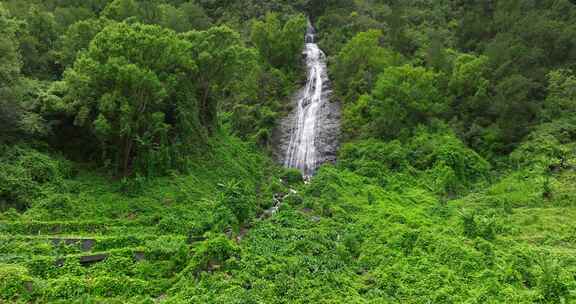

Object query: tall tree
[332,30,402,102]
[101,0,139,21]
[63,22,254,175]
[542,69,576,122]
[19,6,61,79]
[58,18,110,68]
[64,22,198,176]
[0,4,22,142]
[345,65,447,139]
[182,26,257,132]
[250,13,307,71]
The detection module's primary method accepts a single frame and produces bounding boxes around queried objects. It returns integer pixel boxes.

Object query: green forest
[1,0,576,302]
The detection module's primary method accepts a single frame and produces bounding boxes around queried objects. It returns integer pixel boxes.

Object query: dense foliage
[1,0,576,303]
[322,0,576,156]
[0,0,308,175]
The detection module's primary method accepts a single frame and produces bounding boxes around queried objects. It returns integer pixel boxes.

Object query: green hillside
[1,0,576,303]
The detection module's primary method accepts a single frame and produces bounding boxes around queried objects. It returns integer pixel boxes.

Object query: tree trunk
[122,137,133,177]
[201,84,214,133]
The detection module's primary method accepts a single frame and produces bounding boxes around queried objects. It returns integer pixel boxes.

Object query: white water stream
[284,21,331,177]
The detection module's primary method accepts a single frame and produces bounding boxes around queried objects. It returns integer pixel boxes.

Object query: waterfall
[280,20,339,177]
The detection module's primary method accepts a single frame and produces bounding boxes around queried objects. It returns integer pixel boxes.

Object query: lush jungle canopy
[1,0,576,303]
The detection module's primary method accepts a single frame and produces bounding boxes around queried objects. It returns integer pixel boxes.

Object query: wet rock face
[273,21,340,177]
[314,98,341,166]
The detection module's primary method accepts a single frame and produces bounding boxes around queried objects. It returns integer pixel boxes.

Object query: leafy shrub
[145,236,189,264]
[0,145,72,211]
[0,208,20,220]
[339,139,407,176]
[91,276,148,298]
[157,214,192,235]
[218,180,256,225]
[541,69,576,122]
[408,129,491,193]
[460,211,505,241]
[339,129,490,194]
[280,168,304,185]
[0,264,34,301]
[537,258,571,302]
[34,194,78,219]
[45,275,87,299]
[118,174,148,197]
[91,255,134,277]
[305,169,342,199]
[284,192,304,206]
[189,234,240,273]
[510,118,575,169]
[0,145,71,180]
[26,257,57,278]
[474,238,495,266]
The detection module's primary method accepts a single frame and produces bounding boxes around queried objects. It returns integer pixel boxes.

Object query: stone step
[54,250,148,266]
[2,233,204,249]
[0,220,148,235]
[0,234,200,260]
[1,233,200,265]
[55,253,109,266]
[0,235,150,255]
[0,247,149,266]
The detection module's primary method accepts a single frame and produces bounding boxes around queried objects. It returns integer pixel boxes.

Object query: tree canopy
[2,1,576,303]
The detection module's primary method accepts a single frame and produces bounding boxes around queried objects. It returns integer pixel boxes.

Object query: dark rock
[134,251,145,261]
[224,227,233,239]
[81,239,95,251]
[79,253,108,265]
[54,258,65,267]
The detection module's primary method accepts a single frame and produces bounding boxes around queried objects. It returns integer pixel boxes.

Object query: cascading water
[277,20,340,178]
